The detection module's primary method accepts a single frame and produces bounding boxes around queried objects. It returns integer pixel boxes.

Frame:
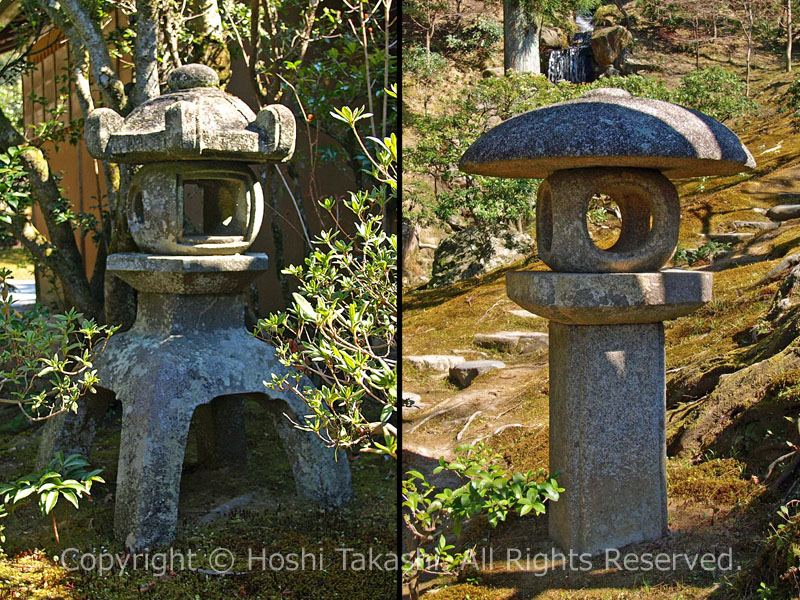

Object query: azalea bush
[0,269,115,423]
[402,443,563,600]
[256,100,397,459]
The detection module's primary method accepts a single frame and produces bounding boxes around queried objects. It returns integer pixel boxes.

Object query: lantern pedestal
[97,253,353,550]
[507,270,712,555]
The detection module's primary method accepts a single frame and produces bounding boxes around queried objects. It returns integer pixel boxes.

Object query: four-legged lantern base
[38,253,353,551]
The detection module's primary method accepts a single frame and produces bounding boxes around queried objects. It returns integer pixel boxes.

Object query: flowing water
[547,14,594,83]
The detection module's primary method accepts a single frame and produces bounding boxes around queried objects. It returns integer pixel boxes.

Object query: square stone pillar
[548,321,668,555]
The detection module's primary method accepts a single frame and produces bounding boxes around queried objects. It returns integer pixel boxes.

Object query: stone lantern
[460,88,755,555]
[47,64,353,550]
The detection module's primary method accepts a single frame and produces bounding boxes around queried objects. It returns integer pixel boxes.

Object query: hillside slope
[402,11,800,600]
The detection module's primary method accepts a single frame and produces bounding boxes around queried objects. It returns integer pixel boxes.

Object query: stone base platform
[508,269,711,555]
[507,269,712,325]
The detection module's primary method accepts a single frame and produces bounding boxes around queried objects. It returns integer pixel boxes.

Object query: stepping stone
[473,331,549,353]
[405,355,465,371]
[708,232,754,243]
[449,360,506,388]
[732,220,779,230]
[507,309,540,319]
[402,392,423,409]
[767,204,800,221]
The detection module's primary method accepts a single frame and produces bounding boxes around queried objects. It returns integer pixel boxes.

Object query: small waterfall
[547,14,594,84]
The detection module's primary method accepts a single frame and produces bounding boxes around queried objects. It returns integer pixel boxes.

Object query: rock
[402,392,423,409]
[750,207,768,214]
[473,331,549,353]
[621,57,660,75]
[541,27,568,49]
[449,360,506,388]
[507,309,540,319]
[429,224,533,288]
[767,204,800,221]
[590,26,633,69]
[481,66,505,78]
[731,220,779,230]
[459,88,755,180]
[708,232,754,243]
[405,355,466,371]
[599,65,622,78]
[777,193,800,203]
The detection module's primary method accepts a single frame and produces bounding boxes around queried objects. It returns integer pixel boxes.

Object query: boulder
[429,224,533,288]
[621,57,660,75]
[731,220,779,231]
[405,355,465,371]
[767,204,800,221]
[482,66,505,78]
[473,331,549,353]
[449,360,506,388]
[541,27,568,49]
[590,26,633,69]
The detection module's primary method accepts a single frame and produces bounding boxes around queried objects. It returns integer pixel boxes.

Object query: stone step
[731,220,780,230]
[473,331,549,353]
[405,355,466,371]
[449,360,506,388]
[767,204,800,222]
[707,232,754,243]
[402,391,423,410]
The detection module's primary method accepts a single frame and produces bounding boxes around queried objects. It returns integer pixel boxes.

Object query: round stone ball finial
[167,63,220,91]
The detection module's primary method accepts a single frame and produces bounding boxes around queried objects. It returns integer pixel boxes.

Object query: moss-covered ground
[0,400,397,599]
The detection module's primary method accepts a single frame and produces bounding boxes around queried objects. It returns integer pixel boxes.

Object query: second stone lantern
[78,64,353,550]
[460,88,755,555]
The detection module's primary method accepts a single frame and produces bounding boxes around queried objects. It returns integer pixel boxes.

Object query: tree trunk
[746,38,752,96]
[504,0,541,74]
[789,0,793,72]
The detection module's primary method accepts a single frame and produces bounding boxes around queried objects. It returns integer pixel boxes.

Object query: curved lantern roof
[459,88,756,180]
[85,64,295,163]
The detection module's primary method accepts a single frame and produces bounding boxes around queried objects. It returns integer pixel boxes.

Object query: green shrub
[406,47,448,114]
[673,240,731,266]
[675,66,757,122]
[257,102,396,458]
[0,451,104,548]
[402,443,562,600]
[785,77,800,131]
[445,17,503,54]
